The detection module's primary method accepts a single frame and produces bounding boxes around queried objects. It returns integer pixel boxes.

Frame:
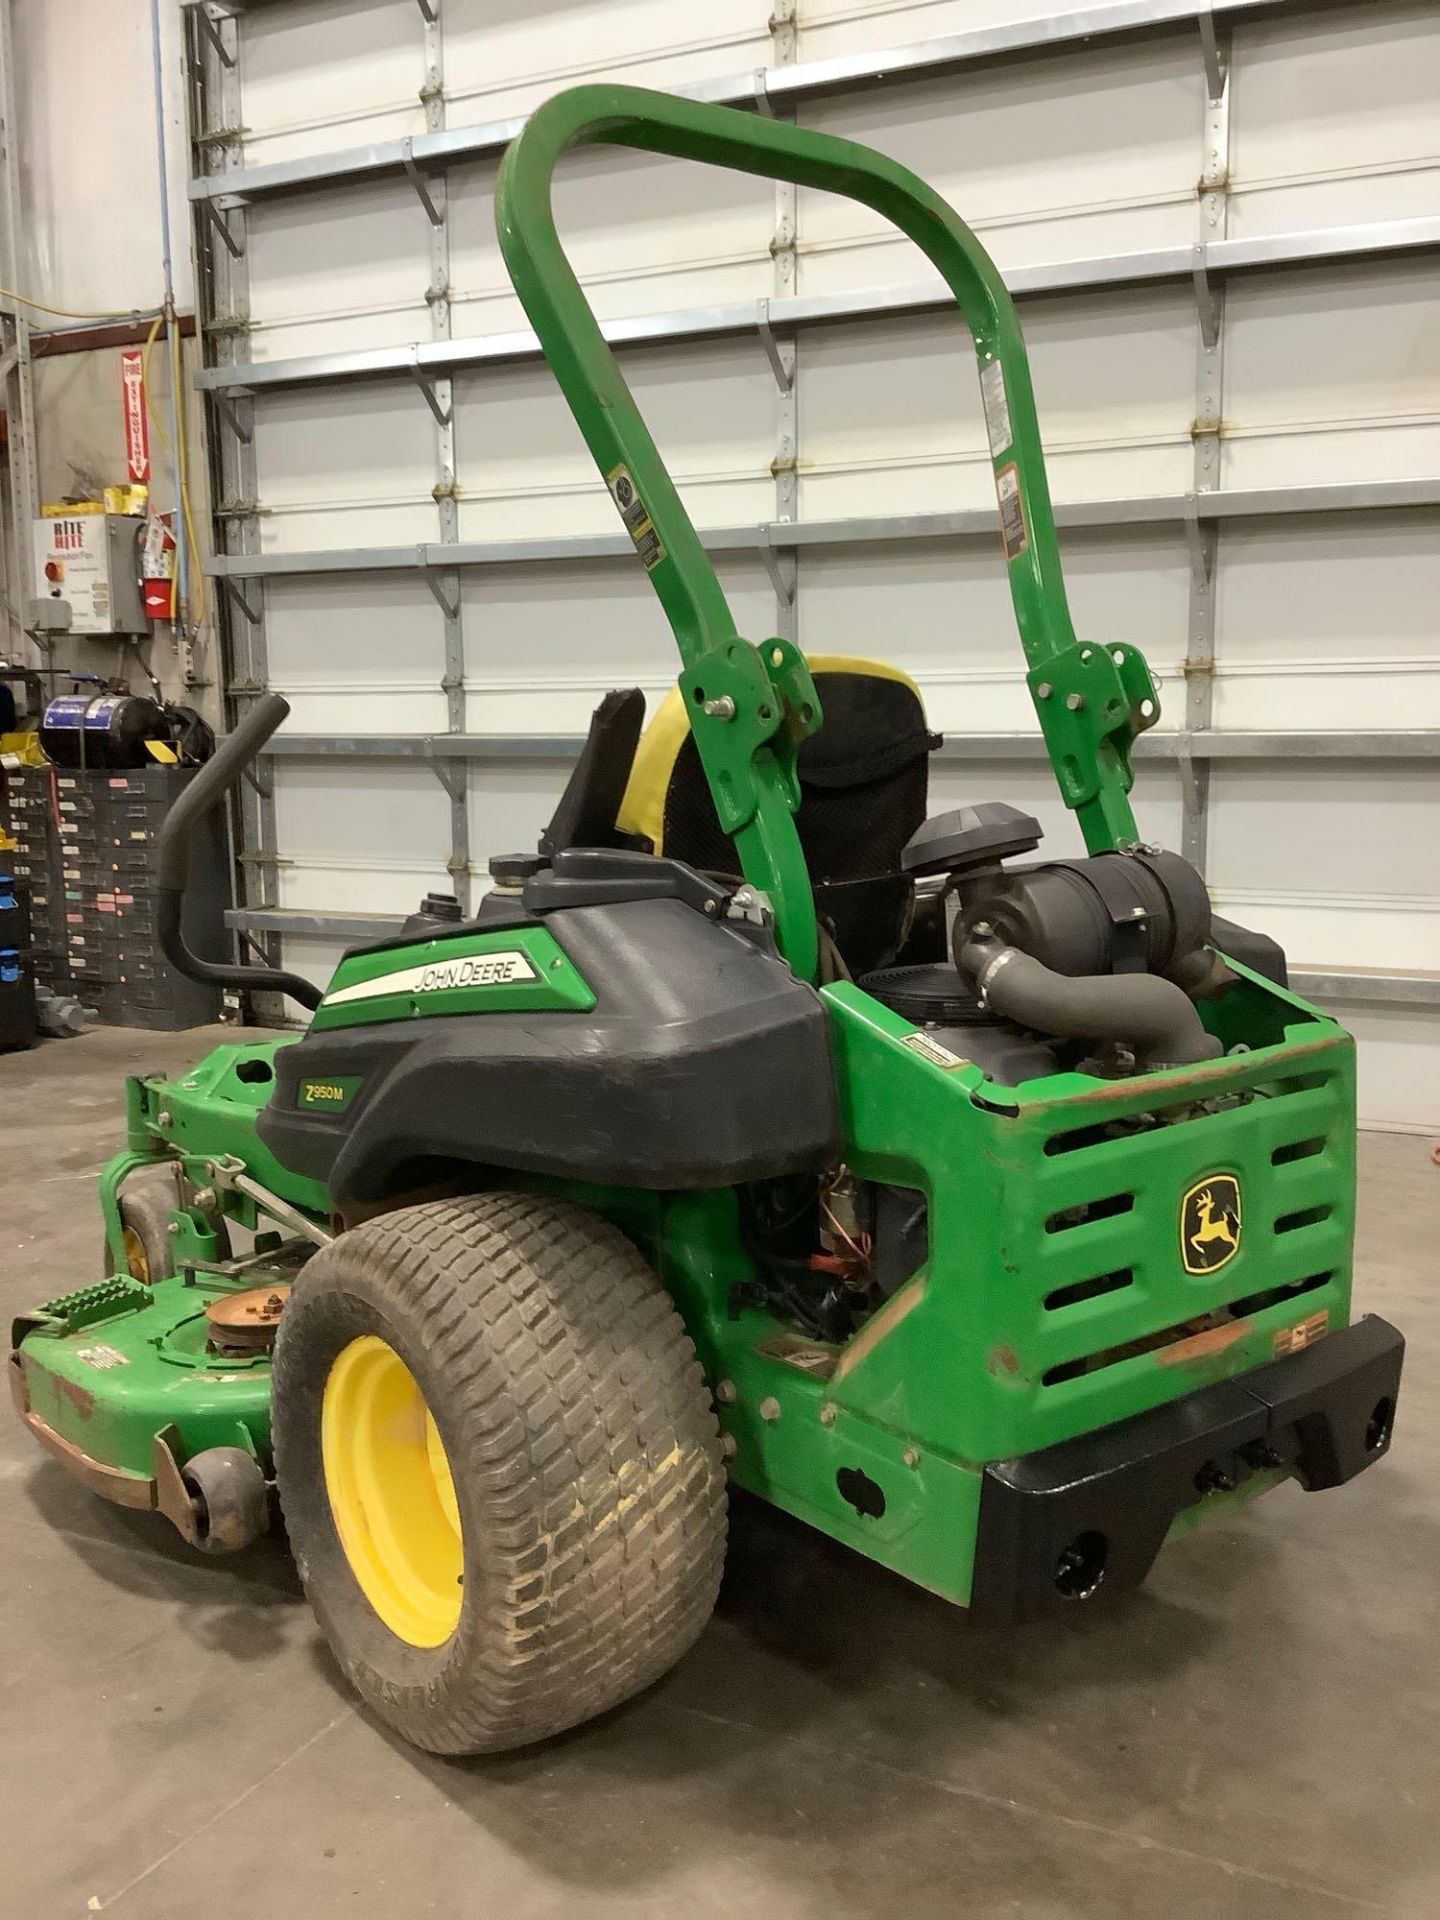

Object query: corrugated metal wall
[188,0,1439,1129]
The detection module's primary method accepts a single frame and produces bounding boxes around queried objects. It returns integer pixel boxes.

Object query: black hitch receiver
[968,1314,1404,1624]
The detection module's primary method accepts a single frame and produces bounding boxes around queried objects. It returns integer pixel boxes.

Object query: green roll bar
[496,85,1159,980]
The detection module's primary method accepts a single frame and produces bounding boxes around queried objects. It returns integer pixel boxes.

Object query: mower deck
[11,1268,274,1509]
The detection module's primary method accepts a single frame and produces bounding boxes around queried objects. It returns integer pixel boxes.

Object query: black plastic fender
[259,897,841,1206]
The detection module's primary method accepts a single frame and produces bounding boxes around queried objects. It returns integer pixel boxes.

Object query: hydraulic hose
[156,692,323,1013]
[962,939,1222,1071]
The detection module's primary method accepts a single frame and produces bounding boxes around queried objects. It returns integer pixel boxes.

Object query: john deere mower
[10,87,1403,1755]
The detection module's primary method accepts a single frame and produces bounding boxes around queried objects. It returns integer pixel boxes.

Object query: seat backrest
[618,655,938,972]
[539,686,647,859]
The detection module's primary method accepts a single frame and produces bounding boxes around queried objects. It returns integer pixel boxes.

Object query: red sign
[120,348,150,483]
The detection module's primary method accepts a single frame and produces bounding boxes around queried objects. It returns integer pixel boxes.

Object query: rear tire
[271,1192,726,1754]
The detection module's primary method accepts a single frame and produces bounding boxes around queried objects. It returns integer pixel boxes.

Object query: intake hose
[156,692,323,1014]
[961,937,1222,1071]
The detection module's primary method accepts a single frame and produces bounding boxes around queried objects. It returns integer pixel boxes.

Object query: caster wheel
[104,1167,231,1283]
[180,1447,270,1553]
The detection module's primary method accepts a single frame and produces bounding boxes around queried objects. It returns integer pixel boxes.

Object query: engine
[864,801,1242,1082]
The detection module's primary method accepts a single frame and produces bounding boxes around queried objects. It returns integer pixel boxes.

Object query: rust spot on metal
[204,1283,289,1357]
[19,1405,155,1510]
[54,1374,96,1420]
[1156,1319,1250,1367]
[1028,1033,1345,1120]
[987,1345,1021,1377]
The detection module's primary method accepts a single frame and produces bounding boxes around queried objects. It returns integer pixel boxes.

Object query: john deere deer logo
[1181,1174,1242,1275]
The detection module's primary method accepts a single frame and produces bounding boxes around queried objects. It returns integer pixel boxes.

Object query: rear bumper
[968,1314,1403,1624]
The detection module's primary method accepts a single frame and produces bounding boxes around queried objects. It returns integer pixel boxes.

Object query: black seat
[616,657,939,975]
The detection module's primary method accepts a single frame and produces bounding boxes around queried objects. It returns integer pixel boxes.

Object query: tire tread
[272,1191,725,1754]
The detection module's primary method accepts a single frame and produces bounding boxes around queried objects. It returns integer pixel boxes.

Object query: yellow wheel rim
[121,1224,150,1282]
[321,1335,463,1648]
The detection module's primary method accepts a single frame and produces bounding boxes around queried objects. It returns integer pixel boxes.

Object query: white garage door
[188,0,1440,1129]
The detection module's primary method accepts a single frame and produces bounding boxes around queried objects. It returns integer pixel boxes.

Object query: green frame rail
[496,85,1160,974]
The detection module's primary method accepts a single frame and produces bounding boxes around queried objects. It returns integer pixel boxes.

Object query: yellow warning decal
[606,464,666,572]
[995,462,1028,563]
[1274,1309,1330,1358]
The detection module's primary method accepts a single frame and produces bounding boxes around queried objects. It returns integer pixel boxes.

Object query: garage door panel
[451,338,774,543]
[442,0,770,126]
[798,531,1189,733]
[272,761,451,915]
[1208,764,1440,902]
[1229,166,1440,241]
[245,180,431,361]
[798,0,1116,63]
[1222,423,1440,494]
[272,761,447,860]
[1213,515,1440,731]
[1228,261,1440,434]
[1230,3,1440,237]
[1334,1006,1440,1133]
[236,0,771,168]
[798,288,1196,520]
[266,574,449,735]
[1217,517,1440,666]
[467,759,579,874]
[799,43,1202,295]
[462,556,773,733]
[253,385,440,552]
[236,0,428,169]
[1210,662,1440,733]
[1209,892,1439,983]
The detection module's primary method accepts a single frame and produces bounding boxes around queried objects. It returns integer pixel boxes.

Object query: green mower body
[12,85,1401,1655]
[12,915,1398,1614]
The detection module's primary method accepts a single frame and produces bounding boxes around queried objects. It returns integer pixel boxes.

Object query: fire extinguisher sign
[120,349,150,484]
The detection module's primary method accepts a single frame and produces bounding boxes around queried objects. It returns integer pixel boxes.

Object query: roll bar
[496,86,1158,976]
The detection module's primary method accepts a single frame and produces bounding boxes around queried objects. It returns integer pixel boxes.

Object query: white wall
[14,0,192,316]
[11,1,216,704]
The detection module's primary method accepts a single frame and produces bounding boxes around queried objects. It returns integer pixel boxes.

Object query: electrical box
[32,514,148,637]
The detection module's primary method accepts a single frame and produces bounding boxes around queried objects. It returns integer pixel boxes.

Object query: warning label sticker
[980,359,1012,457]
[901,1030,971,1071]
[606,464,666,572]
[76,1344,130,1371]
[1274,1309,1329,1359]
[995,462,1028,562]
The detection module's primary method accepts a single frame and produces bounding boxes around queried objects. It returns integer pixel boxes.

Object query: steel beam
[766,0,800,647]
[1289,970,1440,1010]
[188,0,287,1018]
[189,0,1300,205]
[251,728,1440,763]
[224,907,403,942]
[413,0,471,913]
[0,0,40,664]
[219,901,1440,1013]
[196,218,1440,399]
[207,476,1440,582]
[1180,10,1234,872]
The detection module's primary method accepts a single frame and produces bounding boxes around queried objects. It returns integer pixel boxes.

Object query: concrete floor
[2,1023,1437,1920]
